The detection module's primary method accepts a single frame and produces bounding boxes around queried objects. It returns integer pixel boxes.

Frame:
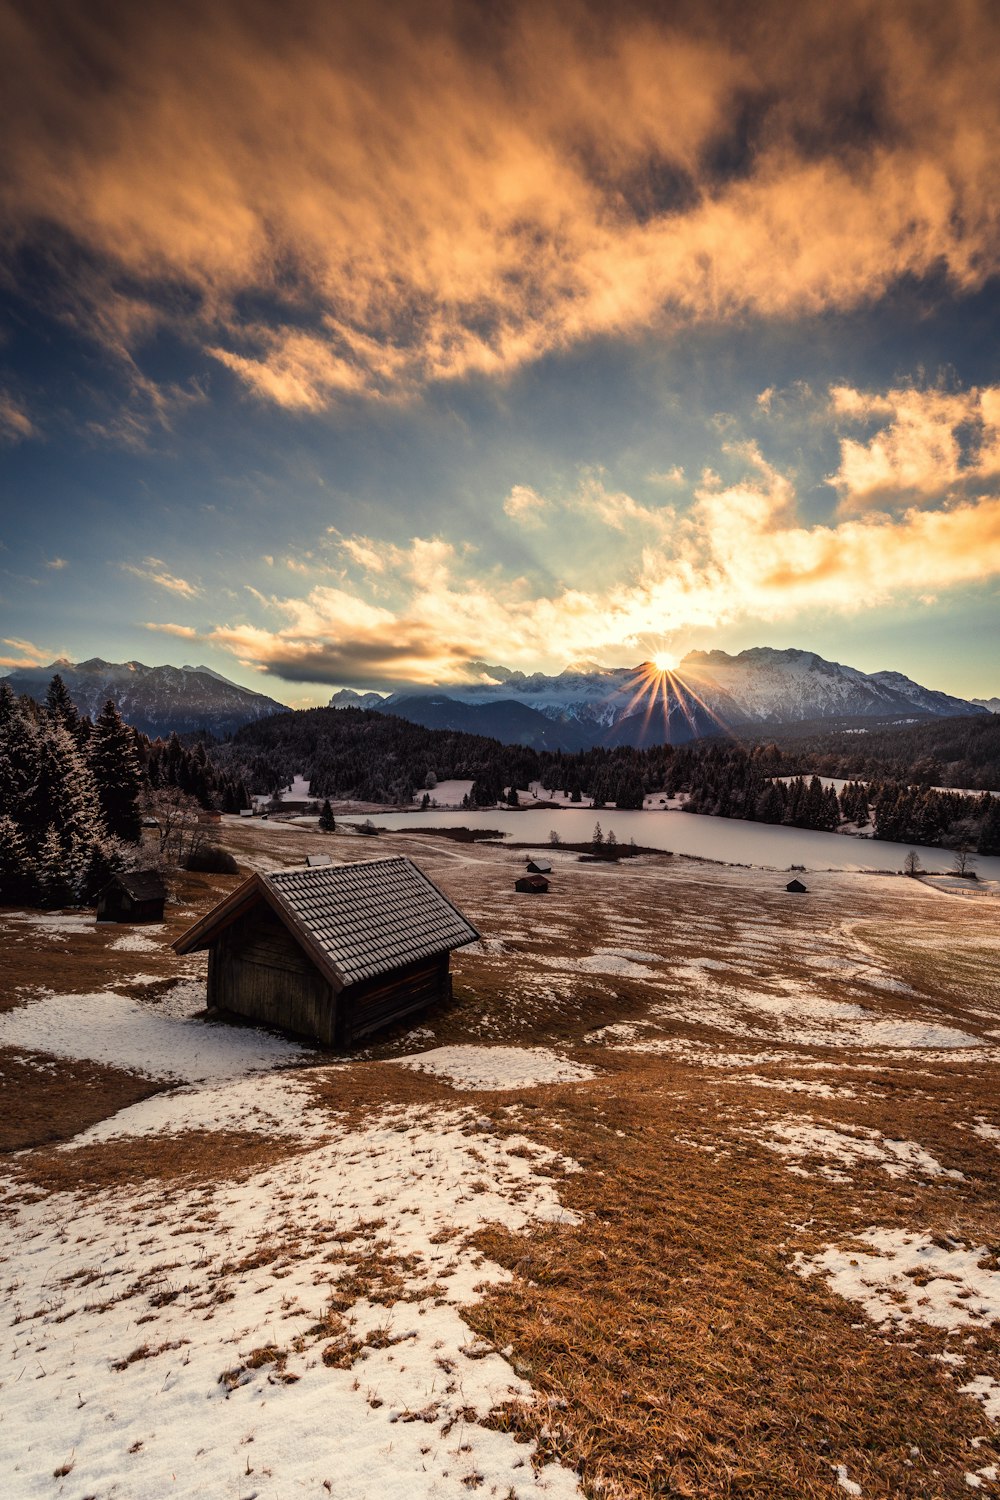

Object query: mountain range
[329,647,989,750]
[3,658,287,738]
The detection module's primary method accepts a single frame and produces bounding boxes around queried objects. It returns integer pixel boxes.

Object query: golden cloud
[830,384,1000,510]
[4,2,1000,403]
[122,558,200,598]
[198,448,1000,686]
[142,621,199,639]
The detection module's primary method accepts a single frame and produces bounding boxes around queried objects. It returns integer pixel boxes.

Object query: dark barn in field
[96,870,167,924]
[173,858,479,1047]
[515,873,550,894]
[786,878,808,894]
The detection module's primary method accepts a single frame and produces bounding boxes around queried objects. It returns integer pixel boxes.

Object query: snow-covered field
[4,825,1000,1496]
[2,1070,583,1499]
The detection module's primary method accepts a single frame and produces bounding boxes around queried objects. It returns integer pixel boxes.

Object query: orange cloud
[197,446,1000,686]
[4,2,1000,403]
[830,384,1000,509]
[143,621,199,639]
[122,558,200,597]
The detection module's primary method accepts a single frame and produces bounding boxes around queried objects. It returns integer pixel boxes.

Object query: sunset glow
[0,0,998,701]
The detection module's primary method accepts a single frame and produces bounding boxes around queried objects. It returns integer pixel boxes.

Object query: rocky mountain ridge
[4,658,287,738]
[329,647,985,749]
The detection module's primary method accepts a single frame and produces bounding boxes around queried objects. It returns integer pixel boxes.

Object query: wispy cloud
[5,3,1000,407]
[198,437,1000,688]
[44,556,69,570]
[0,636,51,669]
[142,620,199,639]
[0,391,37,444]
[122,558,201,598]
[503,485,548,525]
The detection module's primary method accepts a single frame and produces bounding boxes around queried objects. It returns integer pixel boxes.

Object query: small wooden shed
[96,870,167,924]
[515,873,550,894]
[172,857,479,1047]
[525,858,552,874]
[786,878,808,894]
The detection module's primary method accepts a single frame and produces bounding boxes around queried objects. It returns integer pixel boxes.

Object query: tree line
[0,674,253,907]
[219,705,1000,854]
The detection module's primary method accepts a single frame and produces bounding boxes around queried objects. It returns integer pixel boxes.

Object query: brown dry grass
[465,1066,1000,1498]
[0,1048,162,1152]
[5,818,1000,1494]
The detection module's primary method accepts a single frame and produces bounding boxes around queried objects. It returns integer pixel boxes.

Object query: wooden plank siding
[208,908,340,1046]
[343,955,451,1044]
[205,904,452,1047]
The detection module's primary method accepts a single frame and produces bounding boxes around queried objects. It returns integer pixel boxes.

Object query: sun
[651,651,678,673]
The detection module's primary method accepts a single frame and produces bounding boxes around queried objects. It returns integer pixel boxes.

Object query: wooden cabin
[197,809,222,824]
[525,858,552,874]
[515,873,550,894]
[96,870,167,924]
[785,878,808,893]
[172,857,479,1047]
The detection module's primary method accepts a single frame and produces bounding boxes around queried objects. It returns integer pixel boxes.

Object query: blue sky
[2,1,999,705]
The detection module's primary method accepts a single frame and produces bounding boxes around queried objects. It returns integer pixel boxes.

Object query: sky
[2,0,1000,707]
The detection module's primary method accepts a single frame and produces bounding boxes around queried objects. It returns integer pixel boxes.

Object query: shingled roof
[107,870,167,901]
[173,857,479,989]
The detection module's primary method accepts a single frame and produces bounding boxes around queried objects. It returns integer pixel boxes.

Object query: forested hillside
[0,675,252,906]
[741,712,1000,790]
[218,706,1000,854]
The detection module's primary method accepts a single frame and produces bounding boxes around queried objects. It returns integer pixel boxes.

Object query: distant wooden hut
[173,858,479,1047]
[785,878,808,893]
[515,873,550,894]
[197,809,222,824]
[96,870,167,924]
[525,858,552,874]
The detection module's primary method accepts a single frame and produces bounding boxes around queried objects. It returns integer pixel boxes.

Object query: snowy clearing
[396,1045,596,1092]
[0,989,309,1082]
[1,1078,583,1500]
[795,1230,1000,1332]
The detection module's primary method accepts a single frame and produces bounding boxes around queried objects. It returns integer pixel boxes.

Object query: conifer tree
[0,815,36,904]
[45,673,79,733]
[90,699,143,842]
[319,799,336,832]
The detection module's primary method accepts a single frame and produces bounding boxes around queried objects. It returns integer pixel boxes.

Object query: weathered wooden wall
[343,955,451,1044]
[208,908,339,1045]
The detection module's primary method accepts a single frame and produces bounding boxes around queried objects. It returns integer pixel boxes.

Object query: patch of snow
[834,1463,862,1495]
[729,1075,857,1100]
[0,1094,583,1499]
[795,1229,1000,1332]
[960,1375,1000,1423]
[0,989,309,1083]
[110,929,163,952]
[396,1045,595,1092]
[969,1117,1000,1145]
[760,1116,963,1181]
[9,911,96,939]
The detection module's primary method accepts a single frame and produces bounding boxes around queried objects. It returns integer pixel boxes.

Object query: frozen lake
[343,805,1000,879]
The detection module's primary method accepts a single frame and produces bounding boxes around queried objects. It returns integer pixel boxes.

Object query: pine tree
[36,825,72,908]
[978,796,1000,856]
[45,673,80,733]
[0,815,36,904]
[0,684,39,826]
[90,699,143,842]
[319,798,336,832]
